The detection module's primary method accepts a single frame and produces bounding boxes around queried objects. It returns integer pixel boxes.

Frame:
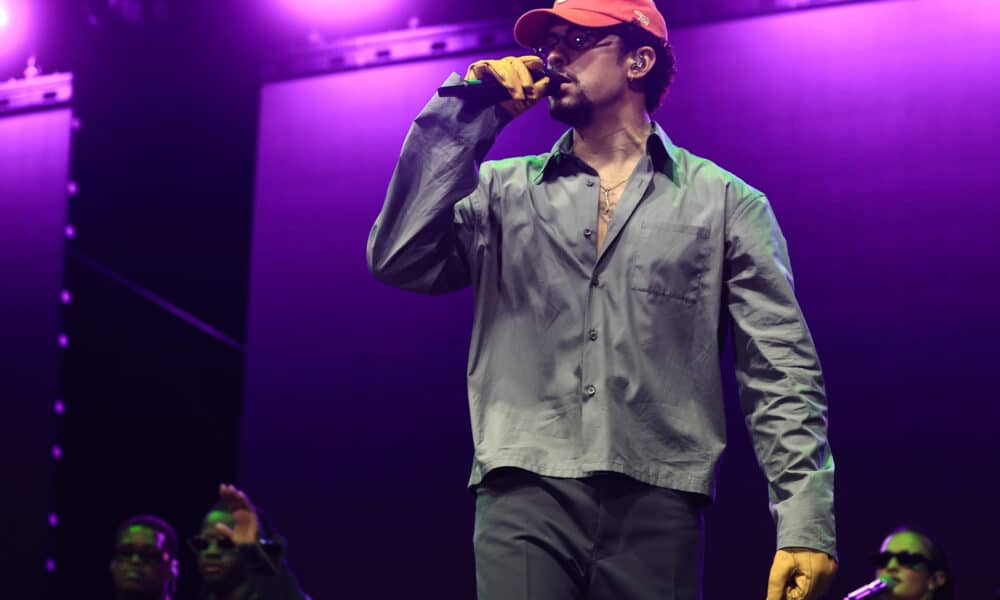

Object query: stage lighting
[0,2,31,77]
[280,0,399,26]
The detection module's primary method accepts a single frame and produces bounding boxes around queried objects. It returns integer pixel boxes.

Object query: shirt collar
[534,129,576,183]
[535,121,677,184]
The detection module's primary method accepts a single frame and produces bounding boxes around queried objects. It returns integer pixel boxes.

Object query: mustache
[542,68,574,85]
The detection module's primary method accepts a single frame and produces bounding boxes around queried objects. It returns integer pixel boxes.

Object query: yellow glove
[465,55,549,117]
[765,548,837,600]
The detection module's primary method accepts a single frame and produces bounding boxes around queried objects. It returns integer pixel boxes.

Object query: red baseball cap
[514,0,668,49]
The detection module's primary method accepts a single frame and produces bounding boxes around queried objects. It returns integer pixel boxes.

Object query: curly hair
[615,23,677,113]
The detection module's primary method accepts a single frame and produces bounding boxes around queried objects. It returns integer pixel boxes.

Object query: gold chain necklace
[598,176,629,222]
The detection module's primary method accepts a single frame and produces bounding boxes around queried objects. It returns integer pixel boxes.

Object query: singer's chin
[549,95,594,129]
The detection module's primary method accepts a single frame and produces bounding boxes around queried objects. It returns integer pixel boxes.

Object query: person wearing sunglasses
[190,484,308,600]
[872,527,952,600]
[110,515,179,600]
[368,0,836,598]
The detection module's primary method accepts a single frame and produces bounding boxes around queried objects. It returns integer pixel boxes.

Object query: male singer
[367,0,836,598]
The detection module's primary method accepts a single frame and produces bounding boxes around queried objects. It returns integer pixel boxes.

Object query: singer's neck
[571,106,651,174]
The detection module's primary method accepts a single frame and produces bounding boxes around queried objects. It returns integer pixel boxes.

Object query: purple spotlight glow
[51,444,63,460]
[0,2,32,69]
[64,224,76,239]
[45,558,56,572]
[57,333,69,348]
[48,513,58,527]
[60,289,72,304]
[277,0,400,29]
[53,399,65,415]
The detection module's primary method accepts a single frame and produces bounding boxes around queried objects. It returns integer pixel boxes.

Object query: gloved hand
[465,55,549,117]
[765,548,837,600]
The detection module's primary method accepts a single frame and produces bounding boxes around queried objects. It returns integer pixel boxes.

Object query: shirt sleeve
[366,73,509,295]
[724,189,837,560]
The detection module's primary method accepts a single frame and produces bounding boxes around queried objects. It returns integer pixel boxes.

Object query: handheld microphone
[437,69,569,104]
[844,575,896,600]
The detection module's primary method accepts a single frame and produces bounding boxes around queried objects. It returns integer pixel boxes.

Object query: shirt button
[583,228,593,238]
[585,384,596,397]
[588,329,598,341]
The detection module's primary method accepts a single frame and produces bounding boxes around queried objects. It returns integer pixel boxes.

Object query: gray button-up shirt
[368,74,835,557]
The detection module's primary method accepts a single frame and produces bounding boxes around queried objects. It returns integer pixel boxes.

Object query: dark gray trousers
[474,468,704,600]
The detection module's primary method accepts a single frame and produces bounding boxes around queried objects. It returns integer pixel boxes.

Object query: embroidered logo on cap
[633,9,651,27]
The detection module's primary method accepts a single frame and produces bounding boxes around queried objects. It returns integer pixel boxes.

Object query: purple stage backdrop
[0,104,73,595]
[242,1,1000,597]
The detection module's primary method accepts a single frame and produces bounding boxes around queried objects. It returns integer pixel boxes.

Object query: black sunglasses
[872,551,932,570]
[532,26,626,59]
[115,544,169,565]
[188,535,236,552]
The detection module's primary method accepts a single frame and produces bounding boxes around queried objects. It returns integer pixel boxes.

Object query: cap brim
[513,8,624,48]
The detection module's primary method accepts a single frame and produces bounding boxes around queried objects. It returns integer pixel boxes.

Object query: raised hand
[213,483,260,546]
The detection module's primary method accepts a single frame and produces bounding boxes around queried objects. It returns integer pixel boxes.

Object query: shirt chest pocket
[629,221,711,304]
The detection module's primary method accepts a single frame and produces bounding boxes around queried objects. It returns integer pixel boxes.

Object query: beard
[548,88,594,129]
